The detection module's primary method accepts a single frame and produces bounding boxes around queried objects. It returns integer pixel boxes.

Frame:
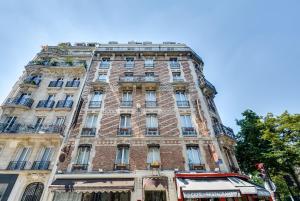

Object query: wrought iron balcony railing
[36,100,55,109]
[0,123,65,135]
[81,127,96,136]
[117,127,132,136]
[119,75,159,83]
[182,127,197,136]
[27,60,87,69]
[213,124,235,139]
[145,101,157,107]
[120,100,133,107]
[145,127,159,136]
[173,77,184,82]
[4,97,34,108]
[31,161,50,170]
[23,77,41,86]
[176,101,190,107]
[144,63,155,68]
[7,161,27,170]
[88,101,102,108]
[72,163,89,171]
[65,80,80,87]
[199,78,217,96]
[114,163,130,170]
[48,80,63,87]
[55,100,73,109]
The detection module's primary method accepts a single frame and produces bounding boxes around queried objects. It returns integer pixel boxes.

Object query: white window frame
[75,145,91,165]
[186,146,201,165]
[120,114,131,128]
[146,114,158,128]
[85,114,98,128]
[180,115,193,127]
[115,146,129,164]
[147,146,160,164]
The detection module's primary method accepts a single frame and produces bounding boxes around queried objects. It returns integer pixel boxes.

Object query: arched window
[21,182,44,201]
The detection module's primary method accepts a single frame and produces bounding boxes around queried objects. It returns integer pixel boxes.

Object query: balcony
[182,127,197,136]
[72,163,88,171]
[189,163,205,171]
[7,161,27,170]
[145,127,159,136]
[99,62,110,69]
[81,128,96,136]
[0,123,65,136]
[173,77,185,82]
[48,80,63,88]
[176,101,190,108]
[120,101,133,107]
[169,62,180,69]
[31,161,50,170]
[145,101,157,107]
[213,124,235,140]
[3,97,34,109]
[55,100,73,109]
[65,80,80,88]
[199,78,217,96]
[26,60,87,72]
[117,128,132,136]
[20,77,41,88]
[114,163,130,171]
[36,100,55,109]
[88,101,102,108]
[124,62,134,68]
[118,75,159,88]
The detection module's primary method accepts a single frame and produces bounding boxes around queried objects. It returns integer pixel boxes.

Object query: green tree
[235,110,300,197]
[262,112,300,190]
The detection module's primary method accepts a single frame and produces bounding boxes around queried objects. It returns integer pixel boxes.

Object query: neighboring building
[0,41,271,201]
[0,43,94,201]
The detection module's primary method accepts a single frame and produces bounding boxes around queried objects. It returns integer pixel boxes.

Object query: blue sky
[0,0,299,132]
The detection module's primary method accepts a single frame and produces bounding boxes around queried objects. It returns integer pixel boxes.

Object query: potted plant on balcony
[65,56,74,66]
[150,161,160,169]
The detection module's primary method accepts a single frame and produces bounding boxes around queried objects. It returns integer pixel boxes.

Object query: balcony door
[186,146,201,166]
[116,146,129,165]
[2,116,17,132]
[34,117,45,132]
[180,115,193,128]
[17,93,31,104]
[120,115,131,128]
[146,91,156,101]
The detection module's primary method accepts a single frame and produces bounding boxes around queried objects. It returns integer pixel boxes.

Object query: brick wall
[160,145,185,170]
[92,146,116,171]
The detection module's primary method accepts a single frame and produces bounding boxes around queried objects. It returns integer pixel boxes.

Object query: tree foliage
[235,110,300,196]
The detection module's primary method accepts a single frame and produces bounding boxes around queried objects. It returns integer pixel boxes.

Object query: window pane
[187,146,201,164]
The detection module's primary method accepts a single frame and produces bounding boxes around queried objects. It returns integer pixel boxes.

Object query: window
[120,114,131,128]
[145,91,157,107]
[176,91,189,107]
[98,73,107,82]
[8,147,31,170]
[85,114,98,128]
[186,146,201,166]
[115,145,129,164]
[145,72,155,77]
[172,72,183,81]
[125,57,134,68]
[89,91,103,108]
[146,114,158,128]
[16,147,31,162]
[17,93,31,104]
[0,183,8,201]
[54,117,65,126]
[147,146,160,165]
[121,91,133,107]
[1,116,17,132]
[75,145,91,165]
[224,147,234,167]
[180,115,196,136]
[34,117,45,132]
[144,58,154,67]
[100,58,110,68]
[169,57,180,68]
[20,182,44,201]
[32,147,53,170]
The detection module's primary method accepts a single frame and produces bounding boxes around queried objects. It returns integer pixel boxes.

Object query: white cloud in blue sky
[0,0,299,132]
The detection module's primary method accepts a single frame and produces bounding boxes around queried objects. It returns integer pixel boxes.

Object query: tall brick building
[0,42,271,201]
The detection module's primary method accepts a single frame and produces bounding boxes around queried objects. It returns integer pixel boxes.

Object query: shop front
[143,177,169,201]
[50,178,134,201]
[175,173,271,201]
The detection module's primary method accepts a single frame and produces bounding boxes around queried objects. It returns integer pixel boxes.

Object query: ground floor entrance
[144,191,167,201]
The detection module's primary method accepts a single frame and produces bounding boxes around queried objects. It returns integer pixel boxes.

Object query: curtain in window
[16,147,31,161]
[75,146,91,164]
[176,91,187,101]
[187,146,201,164]
[180,115,193,127]
[85,115,97,128]
[122,91,132,101]
[147,147,160,164]
[53,192,82,201]
[91,91,103,102]
[116,147,129,164]
[120,115,131,128]
[146,91,156,101]
[146,115,158,128]
[39,147,53,161]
